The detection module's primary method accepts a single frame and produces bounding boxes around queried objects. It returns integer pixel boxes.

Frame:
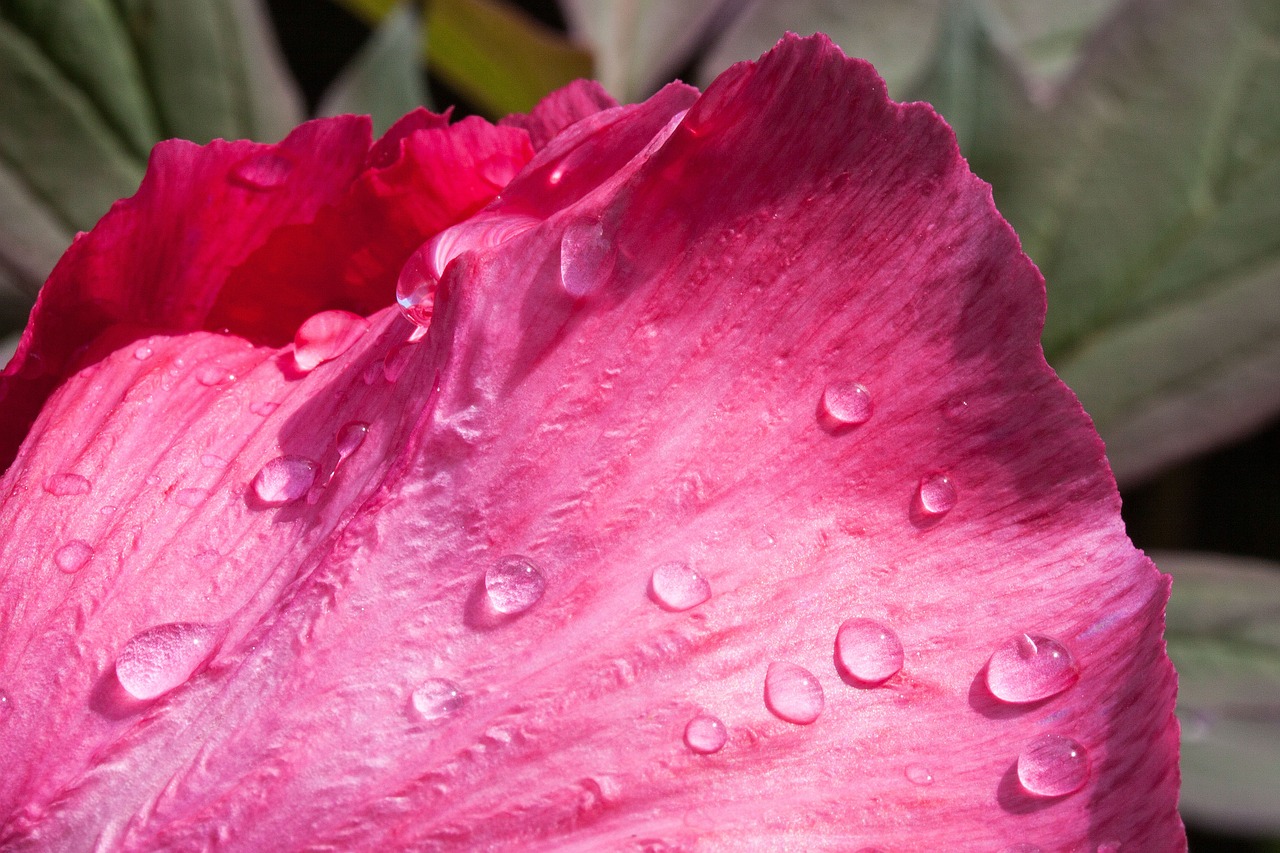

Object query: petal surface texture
[0,35,1181,851]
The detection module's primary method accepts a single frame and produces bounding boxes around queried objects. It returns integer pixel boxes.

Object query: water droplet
[916,472,957,517]
[173,488,208,508]
[231,151,293,190]
[820,382,872,427]
[133,345,153,361]
[382,343,414,383]
[683,714,727,754]
[115,622,219,700]
[252,456,317,506]
[1017,734,1090,797]
[764,662,824,725]
[1096,842,1122,853]
[986,634,1080,704]
[943,397,970,420]
[293,310,369,373]
[649,562,711,612]
[200,453,226,469]
[336,422,369,459]
[0,690,12,722]
[484,555,546,615]
[362,357,385,385]
[835,618,903,684]
[99,505,116,515]
[249,401,280,417]
[54,540,93,573]
[905,764,933,785]
[43,473,91,496]
[195,365,233,387]
[410,678,465,722]
[559,218,614,298]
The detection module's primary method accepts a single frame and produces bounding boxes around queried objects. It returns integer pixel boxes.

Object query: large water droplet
[43,473,91,496]
[410,678,465,722]
[293,310,369,373]
[115,622,219,700]
[231,151,293,190]
[649,562,711,611]
[133,345,153,361]
[986,634,1080,704]
[336,422,369,460]
[916,472,957,517]
[820,382,872,427]
[54,540,94,573]
[683,714,727,754]
[485,555,546,615]
[1017,734,1090,797]
[835,618,903,685]
[905,764,933,786]
[252,456,317,506]
[559,218,614,298]
[764,662,824,725]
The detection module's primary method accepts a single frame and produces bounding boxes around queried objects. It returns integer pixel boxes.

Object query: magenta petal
[0,34,1180,851]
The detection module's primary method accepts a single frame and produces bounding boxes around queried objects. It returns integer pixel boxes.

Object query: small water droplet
[54,540,94,573]
[683,714,727,754]
[336,422,369,459]
[362,357,385,385]
[649,562,711,612]
[383,342,414,383]
[410,678,465,722]
[905,764,933,786]
[835,618,903,685]
[200,453,226,469]
[820,382,872,427]
[559,218,614,298]
[1017,734,1090,797]
[1000,845,1044,853]
[1096,842,1122,853]
[916,472,957,517]
[252,456,317,506]
[133,345,153,361]
[986,634,1080,703]
[0,690,11,721]
[943,397,970,420]
[764,662,824,725]
[293,310,369,373]
[115,622,219,700]
[249,401,280,417]
[173,488,208,508]
[231,151,293,190]
[484,555,546,615]
[195,365,233,387]
[43,473,91,496]
[99,505,116,515]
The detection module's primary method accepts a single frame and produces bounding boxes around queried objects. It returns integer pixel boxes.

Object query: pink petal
[0,33,1181,851]
[499,79,621,149]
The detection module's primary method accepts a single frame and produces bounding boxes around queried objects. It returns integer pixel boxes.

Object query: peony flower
[0,34,1181,850]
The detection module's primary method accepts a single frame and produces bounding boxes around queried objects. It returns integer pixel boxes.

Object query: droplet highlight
[43,473,91,496]
[835,618,903,685]
[916,472,957,517]
[683,714,727,754]
[293,310,369,373]
[905,764,933,786]
[484,555,546,615]
[986,633,1080,704]
[820,382,872,427]
[649,562,711,612]
[1017,734,1090,797]
[115,622,219,700]
[252,456,317,506]
[410,678,465,722]
[764,661,824,725]
[559,218,614,298]
[54,540,94,573]
[231,151,292,190]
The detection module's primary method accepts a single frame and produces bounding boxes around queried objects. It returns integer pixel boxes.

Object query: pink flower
[0,34,1181,850]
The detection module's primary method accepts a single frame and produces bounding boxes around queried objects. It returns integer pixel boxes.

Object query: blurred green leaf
[996,0,1280,486]
[319,1,430,135]
[1157,550,1280,833]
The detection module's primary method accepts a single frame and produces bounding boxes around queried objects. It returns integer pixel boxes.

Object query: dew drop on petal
[0,690,11,721]
[115,622,219,700]
[683,714,727,754]
[250,401,280,417]
[133,345,153,360]
[1017,734,1090,797]
[917,472,957,516]
[764,662,824,725]
[986,633,1080,703]
[43,473,91,496]
[195,365,233,387]
[173,488,208,508]
[820,382,872,426]
[293,310,369,372]
[410,678,465,722]
[395,243,437,328]
[231,151,292,190]
[252,456,317,506]
[905,764,933,786]
[336,422,369,460]
[1096,842,1122,853]
[200,453,226,469]
[383,343,414,383]
[485,555,546,615]
[54,540,94,573]
[835,618,903,684]
[559,218,614,298]
[649,562,711,611]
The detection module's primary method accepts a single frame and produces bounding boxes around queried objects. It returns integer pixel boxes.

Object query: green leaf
[996,0,1280,485]
[1157,550,1280,833]
[319,1,429,135]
